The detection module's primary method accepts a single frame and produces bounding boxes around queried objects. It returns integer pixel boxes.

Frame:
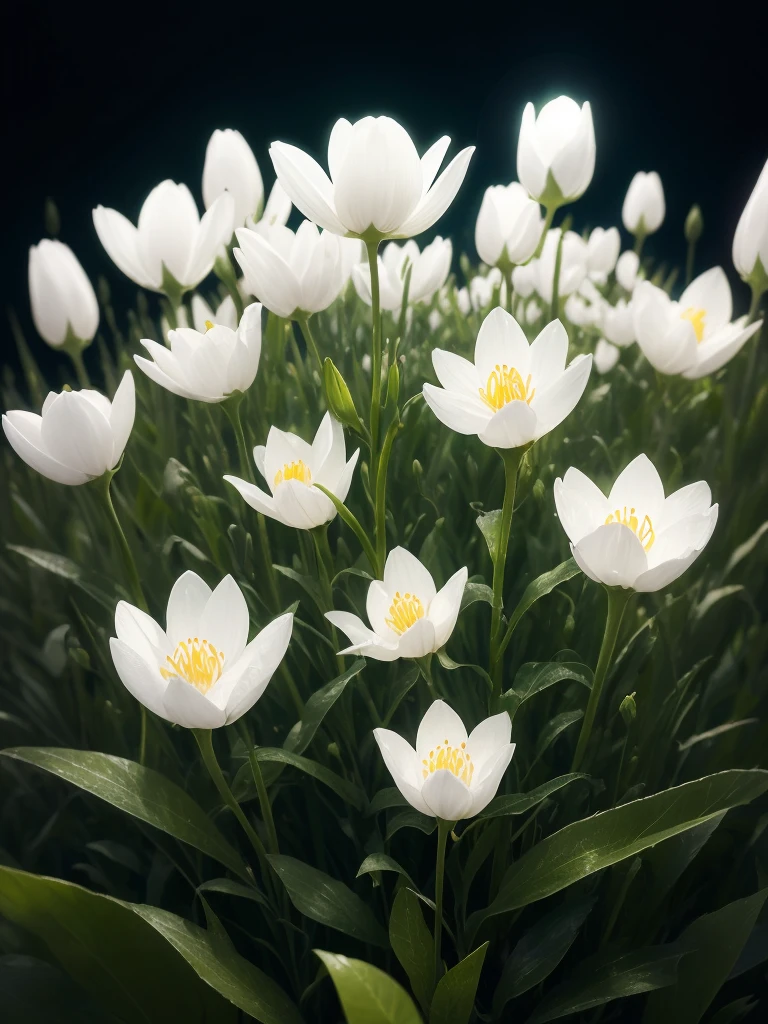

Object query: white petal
[166,570,212,643]
[199,575,249,663]
[416,700,468,758]
[397,147,475,237]
[679,266,732,335]
[395,618,437,658]
[269,142,347,235]
[40,392,113,478]
[474,307,530,384]
[421,770,473,821]
[383,547,437,605]
[423,383,492,435]
[273,480,333,529]
[528,319,569,384]
[431,349,481,398]
[608,454,665,521]
[554,467,608,544]
[530,353,592,438]
[373,728,431,814]
[162,678,226,729]
[571,524,648,588]
[108,371,135,467]
[219,613,293,723]
[478,400,537,449]
[93,206,156,289]
[2,412,90,485]
[661,481,712,527]
[429,567,468,649]
[467,712,512,775]
[224,474,281,523]
[109,637,169,720]
[469,745,516,815]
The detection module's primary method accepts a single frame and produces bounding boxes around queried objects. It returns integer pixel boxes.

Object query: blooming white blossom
[135,303,262,403]
[732,159,768,284]
[225,412,359,530]
[633,267,762,378]
[601,298,635,347]
[353,237,452,312]
[517,96,595,206]
[191,293,238,333]
[554,454,718,592]
[586,227,620,282]
[2,372,135,486]
[474,183,541,267]
[234,221,343,319]
[203,129,264,228]
[28,240,99,349]
[616,250,641,292]
[110,570,293,729]
[270,116,474,240]
[594,338,620,374]
[423,307,592,449]
[622,172,665,236]
[374,700,515,820]
[326,547,467,661]
[94,181,234,293]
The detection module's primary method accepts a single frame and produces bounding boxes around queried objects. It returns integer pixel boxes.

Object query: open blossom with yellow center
[555,454,718,593]
[110,571,293,729]
[374,700,515,821]
[274,459,312,488]
[326,547,468,662]
[680,307,706,343]
[423,307,591,449]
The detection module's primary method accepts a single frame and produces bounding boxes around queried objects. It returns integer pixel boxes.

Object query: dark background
[2,1,767,373]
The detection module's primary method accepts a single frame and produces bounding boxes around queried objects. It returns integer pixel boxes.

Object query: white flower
[554,454,718,592]
[466,268,505,310]
[524,299,542,325]
[353,237,452,312]
[373,700,515,821]
[511,263,536,298]
[531,229,588,303]
[586,227,620,281]
[616,250,640,292]
[456,287,471,315]
[135,303,262,403]
[191,293,238,333]
[423,307,592,449]
[339,237,365,284]
[270,116,474,240]
[234,221,343,319]
[594,338,620,374]
[246,181,293,234]
[622,172,665,235]
[565,293,602,327]
[2,371,135,486]
[474,183,541,266]
[733,159,768,283]
[225,412,359,530]
[517,96,595,206]
[633,267,762,379]
[110,570,293,729]
[93,181,235,293]
[326,547,467,661]
[28,240,99,348]
[203,129,264,228]
[601,298,635,347]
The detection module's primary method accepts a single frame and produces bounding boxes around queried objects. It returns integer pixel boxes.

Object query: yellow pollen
[160,637,224,693]
[274,460,312,488]
[421,741,474,783]
[478,364,535,412]
[385,591,425,635]
[204,320,215,332]
[604,506,655,551]
[680,306,706,343]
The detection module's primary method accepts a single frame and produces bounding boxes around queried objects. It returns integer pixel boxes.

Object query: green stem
[502,263,514,312]
[571,587,632,772]
[366,238,383,464]
[222,393,252,483]
[747,284,764,325]
[296,315,322,374]
[633,232,646,258]
[314,483,380,577]
[374,417,401,571]
[685,239,696,286]
[97,471,148,613]
[433,818,451,988]
[489,447,527,701]
[312,526,344,672]
[417,654,438,700]
[67,347,91,389]
[533,205,557,258]
[551,230,565,320]
[248,749,279,856]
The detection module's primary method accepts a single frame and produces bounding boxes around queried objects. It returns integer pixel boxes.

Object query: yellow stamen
[204,319,215,332]
[160,637,224,693]
[478,364,535,411]
[680,306,706,343]
[385,591,425,635]
[274,460,312,488]
[604,507,655,551]
[421,741,474,783]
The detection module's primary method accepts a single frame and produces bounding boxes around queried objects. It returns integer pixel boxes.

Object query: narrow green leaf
[501,662,592,720]
[284,659,367,754]
[357,854,416,890]
[314,951,422,1024]
[387,808,437,841]
[389,888,434,1013]
[533,710,583,762]
[459,582,494,611]
[273,563,325,610]
[429,942,488,1024]
[708,997,759,1024]
[7,546,113,610]
[368,787,409,815]
[197,878,268,908]
[478,775,587,824]
[476,509,502,561]
[498,559,581,656]
[236,747,364,809]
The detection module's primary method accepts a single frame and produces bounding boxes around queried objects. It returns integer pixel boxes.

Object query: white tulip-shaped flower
[532,229,589,303]
[28,240,99,349]
[191,293,238,333]
[474,183,542,267]
[517,96,596,206]
[135,303,262,403]
[110,570,293,729]
[511,263,537,298]
[594,338,620,374]
[374,700,515,821]
[601,298,636,347]
[270,116,474,240]
[616,251,640,292]
[622,172,665,236]
[2,371,135,486]
[733,159,768,285]
[423,307,592,449]
[555,454,718,592]
[565,293,602,327]
[353,237,452,312]
[203,129,264,227]
[225,412,359,530]
[326,547,467,661]
[586,227,620,282]
[93,181,234,293]
[234,221,343,319]
[633,268,762,379]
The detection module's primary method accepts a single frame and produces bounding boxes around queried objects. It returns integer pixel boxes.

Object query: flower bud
[685,205,703,244]
[28,240,99,349]
[386,362,400,408]
[323,358,365,434]
[622,172,665,236]
[732,159,768,287]
[619,692,637,727]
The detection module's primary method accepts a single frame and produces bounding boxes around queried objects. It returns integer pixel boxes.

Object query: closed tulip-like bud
[586,226,620,281]
[616,250,640,292]
[619,692,637,726]
[517,96,596,206]
[324,358,364,433]
[203,129,264,228]
[110,570,293,729]
[28,240,99,349]
[353,237,452,313]
[622,172,665,236]
[594,338,620,374]
[685,205,703,244]
[474,183,541,267]
[601,298,635,347]
[270,116,474,240]
[2,371,135,486]
[554,454,718,592]
[373,700,515,821]
[386,362,400,407]
[732,159,768,286]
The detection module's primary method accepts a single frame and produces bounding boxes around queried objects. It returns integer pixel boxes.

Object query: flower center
[385,592,425,635]
[680,306,706,343]
[422,738,474,784]
[204,319,214,332]
[478,364,535,411]
[160,638,224,693]
[274,460,312,488]
[604,506,656,551]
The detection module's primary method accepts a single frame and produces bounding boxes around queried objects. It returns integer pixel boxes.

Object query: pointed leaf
[429,943,488,1024]
[314,951,422,1024]
[478,775,587,824]
[284,659,366,754]
[389,888,434,1013]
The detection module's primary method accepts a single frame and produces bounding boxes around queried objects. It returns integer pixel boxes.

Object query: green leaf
[273,564,325,611]
[476,509,503,561]
[708,997,759,1024]
[493,897,595,1013]
[314,951,422,1024]
[7,545,113,610]
[468,770,768,934]
[357,854,416,890]
[389,888,434,1013]
[435,650,492,692]
[429,943,488,1024]
[728,921,768,979]
[501,661,592,720]
[498,559,581,655]
[459,582,494,611]
[247,747,364,808]
[284,659,367,754]
[643,888,768,1024]
[528,945,682,1023]
[368,787,409,815]
[532,710,583,763]
[478,775,587,824]
[0,953,118,1023]
[1,748,248,881]
[387,808,437,841]
[641,814,724,911]
[268,855,388,947]
[694,585,745,621]
[724,519,768,576]
[197,877,269,908]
